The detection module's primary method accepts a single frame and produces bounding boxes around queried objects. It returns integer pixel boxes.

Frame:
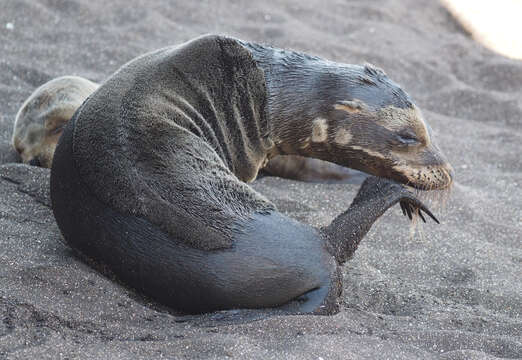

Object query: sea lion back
[71,35,275,251]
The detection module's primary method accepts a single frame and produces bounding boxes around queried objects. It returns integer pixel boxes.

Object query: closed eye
[49,124,66,135]
[396,132,419,146]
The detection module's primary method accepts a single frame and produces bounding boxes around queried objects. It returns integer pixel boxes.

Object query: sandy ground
[0,0,521,359]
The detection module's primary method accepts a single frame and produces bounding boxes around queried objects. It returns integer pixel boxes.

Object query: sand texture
[1,0,521,359]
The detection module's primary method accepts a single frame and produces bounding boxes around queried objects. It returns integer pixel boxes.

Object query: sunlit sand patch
[441,0,522,59]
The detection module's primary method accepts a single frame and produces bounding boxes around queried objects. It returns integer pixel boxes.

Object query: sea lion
[262,155,364,183]
[12,75,359,184]
[11,76,99,168]
[51,35,453,314]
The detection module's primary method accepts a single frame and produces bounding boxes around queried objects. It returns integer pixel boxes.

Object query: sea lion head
[303,64,454,190]
[12,76,98,168]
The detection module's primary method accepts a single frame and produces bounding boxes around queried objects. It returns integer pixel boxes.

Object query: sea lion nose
[28,157,41,167]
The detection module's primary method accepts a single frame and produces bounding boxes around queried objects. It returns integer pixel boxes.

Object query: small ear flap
[364,63,386,77]
[334,100,366,113]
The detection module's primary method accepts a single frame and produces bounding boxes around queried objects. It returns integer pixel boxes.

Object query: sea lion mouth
[390,163,454,190]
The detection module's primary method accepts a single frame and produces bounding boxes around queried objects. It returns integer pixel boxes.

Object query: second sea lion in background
[11,76,98,168]
[262,155,365,183]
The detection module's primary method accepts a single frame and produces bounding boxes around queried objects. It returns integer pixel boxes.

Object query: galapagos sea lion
[11,76,99,168]
[51,35,453,314]
[262,155,364,183]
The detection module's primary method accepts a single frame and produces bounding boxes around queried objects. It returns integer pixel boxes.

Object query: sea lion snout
[390,159,454,190]
[326,97,454,190]
[388,134,455,190]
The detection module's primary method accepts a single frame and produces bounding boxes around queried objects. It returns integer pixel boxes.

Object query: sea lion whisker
[417,208,426,223]
[400,201,407,216]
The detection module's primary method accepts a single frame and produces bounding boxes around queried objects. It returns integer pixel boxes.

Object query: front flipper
[400,197,439,223]
[323,176,438,264]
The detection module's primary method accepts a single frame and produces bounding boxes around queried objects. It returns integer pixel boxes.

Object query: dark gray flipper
[323,176,438,264]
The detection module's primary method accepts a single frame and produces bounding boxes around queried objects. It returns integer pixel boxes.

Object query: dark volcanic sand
[0,0,521,359]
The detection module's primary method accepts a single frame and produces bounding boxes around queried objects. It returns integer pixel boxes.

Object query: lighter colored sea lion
[51,35,453,314]
[11,76,98,168]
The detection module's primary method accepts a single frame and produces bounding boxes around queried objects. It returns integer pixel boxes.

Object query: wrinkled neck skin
[242,41,365,157]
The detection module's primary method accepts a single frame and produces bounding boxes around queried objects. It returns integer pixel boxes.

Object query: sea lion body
[51,35,452,314]
[12,76,98,167]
